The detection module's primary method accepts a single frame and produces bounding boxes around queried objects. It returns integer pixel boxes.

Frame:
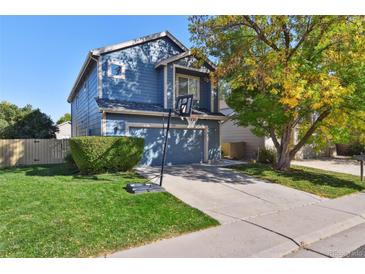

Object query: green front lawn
[233,164,364,199]
[0,164,218,257]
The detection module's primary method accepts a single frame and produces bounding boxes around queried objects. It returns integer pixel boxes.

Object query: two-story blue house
[67,31,225,166]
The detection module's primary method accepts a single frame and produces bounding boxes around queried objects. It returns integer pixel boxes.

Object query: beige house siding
[219,100,265,159]
[221,119,265,159]
[220,100,265,159]
[56,121,71,139]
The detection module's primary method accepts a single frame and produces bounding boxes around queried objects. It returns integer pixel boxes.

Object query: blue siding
[156,67,164,105]
[105,113,221,166]
[101,37,183,105]
[71,62,101,136]
[166,63,174,109]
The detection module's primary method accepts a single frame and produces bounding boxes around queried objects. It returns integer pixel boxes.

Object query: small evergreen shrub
[70,136,144,174]
[257,147,277,164]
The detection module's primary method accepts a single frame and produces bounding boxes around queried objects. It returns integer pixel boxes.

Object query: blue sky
[0,16,191,122]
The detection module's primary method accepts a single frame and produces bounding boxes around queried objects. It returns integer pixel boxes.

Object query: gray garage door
[129,127,204,166]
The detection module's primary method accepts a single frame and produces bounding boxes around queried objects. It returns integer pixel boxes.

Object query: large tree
[57,113,71,125]
[189,16,365,170]
[0,101,58,139]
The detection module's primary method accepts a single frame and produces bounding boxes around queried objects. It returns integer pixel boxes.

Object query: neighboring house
[67,31,225,166]
[55,121,71,139]
[220,100,331,160]
[220,100,265,159]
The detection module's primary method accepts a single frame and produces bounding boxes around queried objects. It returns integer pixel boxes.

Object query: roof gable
[68,31,189,103]
[155,50,216,71]
[92,31,188,56]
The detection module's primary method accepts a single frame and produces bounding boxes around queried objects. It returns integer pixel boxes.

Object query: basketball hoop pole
[159,108,172,186]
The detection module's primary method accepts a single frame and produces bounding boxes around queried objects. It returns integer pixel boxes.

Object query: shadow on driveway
[141,164,257,185]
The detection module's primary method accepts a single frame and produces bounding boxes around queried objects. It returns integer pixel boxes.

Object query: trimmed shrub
[257,147,277,164]
[64,153,77,168]
[70,136,144,174]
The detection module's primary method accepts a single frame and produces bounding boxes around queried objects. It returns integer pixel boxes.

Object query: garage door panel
[129,127,204,166]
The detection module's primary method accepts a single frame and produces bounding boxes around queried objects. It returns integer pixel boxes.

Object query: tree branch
[269,128,281,151]
[286,17,316,61]
[290,109,331,158]
[282,23,290,50]
[243,16,280,51]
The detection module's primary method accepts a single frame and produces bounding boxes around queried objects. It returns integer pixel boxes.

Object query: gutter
[67,52,98,103]
[99,107,226,121]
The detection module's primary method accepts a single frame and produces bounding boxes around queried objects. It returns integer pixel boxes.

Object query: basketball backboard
[175,95,193,117]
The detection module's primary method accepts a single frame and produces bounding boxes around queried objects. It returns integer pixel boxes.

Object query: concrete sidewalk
[292,158,360,176]
[106,165,365,258]
[285,223,365,258]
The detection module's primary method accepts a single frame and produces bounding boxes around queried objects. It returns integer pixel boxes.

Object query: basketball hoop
[185,117,198,128]
[159,94,194,187]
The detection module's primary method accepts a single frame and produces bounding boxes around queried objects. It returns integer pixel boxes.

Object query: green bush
[70,136,144,174]
[348,142,365,156]
[257,147,277,164]
[64,152,77,168]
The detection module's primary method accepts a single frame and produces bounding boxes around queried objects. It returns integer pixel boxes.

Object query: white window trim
[125,122,209,162]
[172,65,176,108]
[107,59,126,79]
[163,65,167,109]
[211,87,215,113]
[175,73,200,100]
[101,111,106,136]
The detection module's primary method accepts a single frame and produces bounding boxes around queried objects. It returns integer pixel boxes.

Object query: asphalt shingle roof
[96,98,225,117]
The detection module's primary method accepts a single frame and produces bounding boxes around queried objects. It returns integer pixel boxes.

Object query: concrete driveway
[106,164,365,258]
[137,165,325,224]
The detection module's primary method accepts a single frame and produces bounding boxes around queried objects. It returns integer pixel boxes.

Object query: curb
[250,215,365,257]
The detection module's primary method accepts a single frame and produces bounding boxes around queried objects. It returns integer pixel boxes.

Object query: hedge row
[70,136,144,174]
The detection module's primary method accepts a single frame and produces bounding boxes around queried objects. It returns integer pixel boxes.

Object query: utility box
[222,142,245,160]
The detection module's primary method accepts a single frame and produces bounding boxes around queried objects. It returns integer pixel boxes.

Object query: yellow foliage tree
[189,16,365,170]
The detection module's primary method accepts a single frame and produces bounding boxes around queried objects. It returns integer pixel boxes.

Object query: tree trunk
[275,150,291,171]
[274,125,293,171]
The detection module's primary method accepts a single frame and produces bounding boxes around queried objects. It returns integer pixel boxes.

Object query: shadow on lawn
[23,164,141,182]
[235,164,364,192]
[24,164,79,177]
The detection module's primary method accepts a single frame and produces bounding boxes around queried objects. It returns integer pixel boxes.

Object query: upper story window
[176,74,200,100]
[107,59,126,79]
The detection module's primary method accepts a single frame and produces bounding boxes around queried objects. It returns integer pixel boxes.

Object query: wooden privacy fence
[0,139,70,168]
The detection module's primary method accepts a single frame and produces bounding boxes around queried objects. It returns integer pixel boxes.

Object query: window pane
[178,77,189,96]
[111,63,122,76]
[189,78,199,98]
